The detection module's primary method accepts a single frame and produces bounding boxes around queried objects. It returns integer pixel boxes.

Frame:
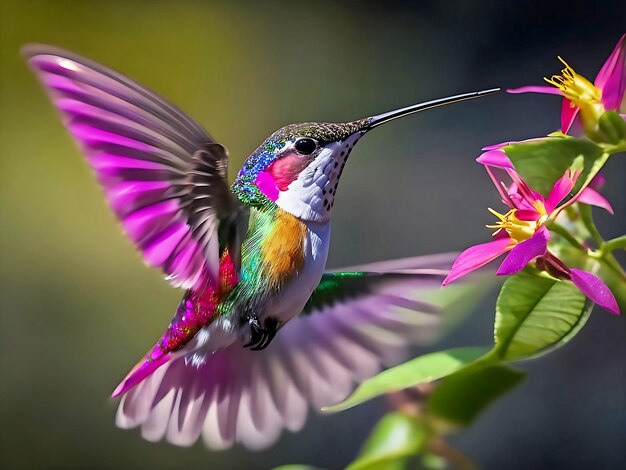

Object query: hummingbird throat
[255,133,362,221]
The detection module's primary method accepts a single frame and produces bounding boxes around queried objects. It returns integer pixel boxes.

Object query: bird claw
[243,316,281,350]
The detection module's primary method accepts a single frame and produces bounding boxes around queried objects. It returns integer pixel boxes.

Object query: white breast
[179,220,330,365]
[274,134,361,223]
[267,221,331,323]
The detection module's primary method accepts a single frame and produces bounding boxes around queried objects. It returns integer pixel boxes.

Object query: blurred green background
[1,1,625,469]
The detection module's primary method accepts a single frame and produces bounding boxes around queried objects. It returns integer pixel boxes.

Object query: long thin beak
[365,88,500,130]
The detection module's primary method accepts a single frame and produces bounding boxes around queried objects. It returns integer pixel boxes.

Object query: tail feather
[116,254,460,449]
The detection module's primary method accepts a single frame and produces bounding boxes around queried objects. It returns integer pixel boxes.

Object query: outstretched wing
[24,45,247,288]
[116,254,462,449]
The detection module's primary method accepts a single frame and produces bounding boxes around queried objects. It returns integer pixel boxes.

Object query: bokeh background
[1,1,625,469]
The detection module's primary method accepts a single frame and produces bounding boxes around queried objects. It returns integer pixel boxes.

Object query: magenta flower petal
[482,142,512,151]
[442,238,514,286]
[561,98,581,133]
[545,170,576,213]
[589,173,606,190]
[497,227,549,276]
[576,187,615,214]
[509,188,538,213]
[477,149,514,169]
[515,209,540,221]
[569,268,620,315]
[507,85,564,96]
[480,163,517,209]
[507,169,545,210]
[594,34,626,111]
[480,138,548,155]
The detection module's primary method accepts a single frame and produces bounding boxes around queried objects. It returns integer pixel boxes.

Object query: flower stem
[589,249,626,282]
[602,235,626,253]
[579,203,604,246]
[577,204,626,280]
[546,221,587,252]
[426,438,477,470]
[599,252,626,282]
[605,141,626,153]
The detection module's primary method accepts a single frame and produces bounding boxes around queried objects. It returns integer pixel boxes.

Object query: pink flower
[442,148,619,314]
[576,173,614,215]
[479,140,614,214]
[508,34,626,134]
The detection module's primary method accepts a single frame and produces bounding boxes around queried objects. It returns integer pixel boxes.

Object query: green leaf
[598,110,626,144]
[558,243,626,314]
[428,365,526,428]
[492,272,593,361]
[346,412,426,470]
[504,137,605,197]
[323,347,489,413]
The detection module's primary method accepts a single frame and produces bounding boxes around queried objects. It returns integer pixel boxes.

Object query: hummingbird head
[232,119,370,222]
[232,89,499,222]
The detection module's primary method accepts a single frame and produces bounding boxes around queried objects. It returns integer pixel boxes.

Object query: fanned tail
[114,251,238,398]
[115,253,463,450]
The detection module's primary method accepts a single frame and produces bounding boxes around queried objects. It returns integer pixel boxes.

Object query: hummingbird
[24,44,498,450]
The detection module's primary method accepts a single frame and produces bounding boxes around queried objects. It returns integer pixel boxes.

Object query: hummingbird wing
[23,45,247,288]
[116,253,459,450]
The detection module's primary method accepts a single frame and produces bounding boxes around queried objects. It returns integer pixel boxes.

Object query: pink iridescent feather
[26,48,224,289]
[25,45,476,450]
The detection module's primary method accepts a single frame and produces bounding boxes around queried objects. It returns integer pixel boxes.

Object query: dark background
[1,1,625,469]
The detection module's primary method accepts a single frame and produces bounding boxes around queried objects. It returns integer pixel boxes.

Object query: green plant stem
[603,141,626,153]
[579,203,604,246]
[578,205,626,280]
[599,252,626,282]
[426,438,476,470]
[602,235,626,253]
[588,249,626,282]
[546,221,587,252]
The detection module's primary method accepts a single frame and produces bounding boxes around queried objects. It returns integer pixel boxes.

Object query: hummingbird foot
[243,316,281,351]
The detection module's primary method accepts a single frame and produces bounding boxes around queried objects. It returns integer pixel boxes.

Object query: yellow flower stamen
[531,199,547,217]
[543,56,605,132]
[544,57,602,103]
[486,208,540,244]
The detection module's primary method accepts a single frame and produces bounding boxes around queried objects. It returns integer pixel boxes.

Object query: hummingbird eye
[294,137,318,155]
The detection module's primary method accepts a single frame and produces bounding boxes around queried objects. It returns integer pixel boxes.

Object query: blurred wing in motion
[23,45,247,288]
[116,254,458,449]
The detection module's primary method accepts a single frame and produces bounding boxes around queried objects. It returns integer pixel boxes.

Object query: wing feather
[116,254,464,449]
[24,44,247,288]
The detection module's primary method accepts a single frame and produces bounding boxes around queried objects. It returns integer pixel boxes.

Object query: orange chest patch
[260,210,307,288]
